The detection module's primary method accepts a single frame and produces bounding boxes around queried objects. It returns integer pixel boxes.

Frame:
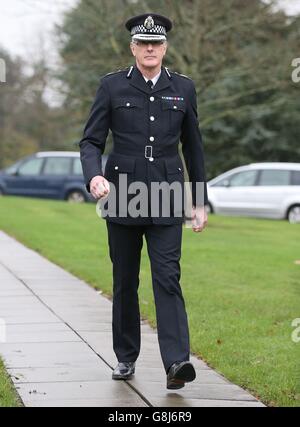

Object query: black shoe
[166,361,196,389]
[112,362,135,380]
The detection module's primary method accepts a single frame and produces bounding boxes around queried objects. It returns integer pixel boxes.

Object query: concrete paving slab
[66,317,112,326]
[15,381,148,406]
[0,341,102,358]
[26,399,148,407]
[0,296,43,305]
[0,289,33,296]
[11,272,81,282]
[5,323,71,333]
[0,317,59,327]
[8,366,112,384]
[69,322,114,332]
[132,381,258,402]
[50,309,112,318]
[150,398,265,407]
[0,342,102,369]
[4,356,101,370]
[15,281,88,290]
[39,297,111,306]
[29,290,101,297]
[21,278,89,285]
[4,331,81,344]
[0,308,56,316]
[0,280,29,289]
[1,316,62,325]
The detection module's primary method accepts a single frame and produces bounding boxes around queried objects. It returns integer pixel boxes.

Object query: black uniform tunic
[79,65,208,225]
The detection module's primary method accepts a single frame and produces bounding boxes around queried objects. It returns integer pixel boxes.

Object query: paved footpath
[0,231,265,407]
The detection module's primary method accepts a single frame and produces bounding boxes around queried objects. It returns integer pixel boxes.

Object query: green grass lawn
[0,358,23,407]
[0,195,299,407]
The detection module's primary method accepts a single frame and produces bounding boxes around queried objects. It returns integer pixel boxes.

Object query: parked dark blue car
[0,152,107,203]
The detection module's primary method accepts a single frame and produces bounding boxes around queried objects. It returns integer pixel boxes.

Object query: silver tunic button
[149,136,155,142]
[150,96,155,102]
[114,166,119,170]
[126,102,131,107]
[173,105,177,109]
[149,157,154,162]
[150,116,155,121]
[178,167,182,171]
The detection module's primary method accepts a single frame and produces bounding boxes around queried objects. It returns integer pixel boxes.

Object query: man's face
[130,40,167,69]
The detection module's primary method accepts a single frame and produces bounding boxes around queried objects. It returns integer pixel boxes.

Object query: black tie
[147,80,153,90]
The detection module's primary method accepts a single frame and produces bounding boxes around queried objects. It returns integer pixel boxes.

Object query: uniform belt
[112,145,178,160]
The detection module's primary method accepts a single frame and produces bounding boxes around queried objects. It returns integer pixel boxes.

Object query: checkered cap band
[131,24,167,36]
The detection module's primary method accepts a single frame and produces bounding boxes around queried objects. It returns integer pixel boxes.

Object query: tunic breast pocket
[161,100,186,135]
[111,97,144,133]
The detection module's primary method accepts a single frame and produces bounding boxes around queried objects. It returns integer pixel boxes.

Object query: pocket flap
[165,158,184,174]
[106,154,136,173]
[161,100,186,113]
[112,97,144,109]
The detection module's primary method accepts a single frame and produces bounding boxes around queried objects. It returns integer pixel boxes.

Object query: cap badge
[144,16,155,29]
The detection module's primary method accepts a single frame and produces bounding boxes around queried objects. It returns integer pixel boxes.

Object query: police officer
[79,13,208,389]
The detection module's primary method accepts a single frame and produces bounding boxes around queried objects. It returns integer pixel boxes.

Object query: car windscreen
[4,160,23,174]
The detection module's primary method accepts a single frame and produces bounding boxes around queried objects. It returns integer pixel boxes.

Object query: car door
[40,157,72,199]
[4,157,45,197]
[252,169,292,217]
[211,170,259,215]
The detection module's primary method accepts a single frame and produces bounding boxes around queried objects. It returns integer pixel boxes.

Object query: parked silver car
[207,163,300,223]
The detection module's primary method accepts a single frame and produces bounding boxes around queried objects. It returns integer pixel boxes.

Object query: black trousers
[106,221,190,373]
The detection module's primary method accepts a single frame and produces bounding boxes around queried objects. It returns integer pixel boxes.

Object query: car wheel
[287,205,300,224]
[66,190,86,203]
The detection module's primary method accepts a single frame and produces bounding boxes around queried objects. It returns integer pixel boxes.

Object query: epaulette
[171,71,192,80]
[103,68,127,78]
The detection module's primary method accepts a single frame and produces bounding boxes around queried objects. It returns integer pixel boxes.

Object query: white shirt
[143,70,161,87]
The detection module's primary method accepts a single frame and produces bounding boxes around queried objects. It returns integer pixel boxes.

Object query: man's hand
[90,175,110,200]
[191,205,208,233]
